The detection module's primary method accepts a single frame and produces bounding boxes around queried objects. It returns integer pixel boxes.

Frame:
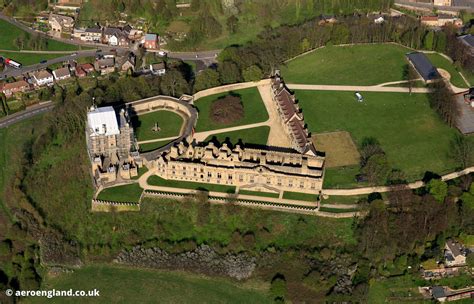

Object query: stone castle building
[88,75,325,195]
[86,106,141,185]
[152,141,324,193]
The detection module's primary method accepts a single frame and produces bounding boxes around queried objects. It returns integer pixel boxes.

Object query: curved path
[287,84,433,93]
[323,166,474,196]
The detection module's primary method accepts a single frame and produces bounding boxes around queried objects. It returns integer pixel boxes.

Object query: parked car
[71,52,78,57]
[158,51,167,57]
[40,60,47,64]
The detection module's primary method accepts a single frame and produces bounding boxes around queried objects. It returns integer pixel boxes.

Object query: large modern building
[86,106,140,185]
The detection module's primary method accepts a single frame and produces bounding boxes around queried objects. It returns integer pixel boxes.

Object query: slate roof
[431,286,446,299]
[145,33,157,41]
[406,52,440,81]
[459,34,474,48]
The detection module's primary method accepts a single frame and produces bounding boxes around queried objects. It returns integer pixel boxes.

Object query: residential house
[150,62,166,76]
[49,13,74,34]
[444,239,467,266]
[434,0,452,6]
[118,53,136,72]
[421,15,463,27]
[95,58,115,75]
[406,52,440,83]
[32,70,54,87]
[144,33,159,49]
[52,67,71,81]
[128,29,144,41]
[1,80,30,97]
[75,63,95,77]
[82,26,102,42]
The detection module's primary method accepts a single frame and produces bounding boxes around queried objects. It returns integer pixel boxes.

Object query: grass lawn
[133,110,184,142]
[0,19,80,51]
[194,87,268,132]
[96,183,143,203]
[281,44,411,85]
[323,166,368,189]
[321,194,367,205]
[204,126,270,146]
[282,191,318,202]
[367,275,427,304]
[139,140,170,153]
[148,175,236,193]
[319,207,359,213]
[0,51,69,66]
[26,264,271,304]
[238,190,280,198]
[425,53,469,88]
[297,90,460,184]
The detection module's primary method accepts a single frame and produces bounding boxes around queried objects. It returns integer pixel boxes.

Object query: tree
[242,65,263,82]
[427,179,448,202]
[217,61,241,84]
[360,137,384,167]
[450,133,472,168]
[194,68,220,92]
[403,63,418,95]
[362,154,390,185]
[160,69,189,97]
[226,15,238,34]
[118,1,125,12]
[423,31,434,50]
[466,252,474,268]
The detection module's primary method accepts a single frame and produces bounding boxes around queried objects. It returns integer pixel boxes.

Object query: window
[266,178,271,184]
[277,178,282,186]
[300,181,304,188]
[239,175,243,182]
[228,174,232,180]
[289,180,293,187]
[207,172,212,178]
[311,183,315,189]
[217,173,222,179]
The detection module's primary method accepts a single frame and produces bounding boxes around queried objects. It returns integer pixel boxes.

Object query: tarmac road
[0,101,54,129]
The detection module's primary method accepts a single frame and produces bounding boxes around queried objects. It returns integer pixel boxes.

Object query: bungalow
[32,70,54,87]
[150,62,166,76]
[444,239,467,267]
[52,67,71,81]
[144,33,159,49]
[95,58,115,75]
[1,80,30,97]
[406,52,440,83]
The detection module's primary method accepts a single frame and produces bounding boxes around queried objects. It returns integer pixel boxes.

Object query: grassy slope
[425,53,469,88]
[0,51,68,66]
[282,192,318,202]
[97,183,143,203]
[0,19,79,51]
[204,126,270,146]
[297,90,459,182]
[133,110,184,142]
[281,44,411,85]
[367,275,427,304]
[148,175,236,193]
[26,265,271,304]
[195,87,268,132]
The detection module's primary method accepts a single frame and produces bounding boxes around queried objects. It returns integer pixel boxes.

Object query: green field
[0,19,80,51]
[26,265,271,304]
[96,183,143,203]
[133,110,184,142]
[148,175,236,193]
[297,90,460,184]
[282,191,318,202]
[0,51,69,66]
[194,87,268,132]
[238,190,280,198]
[425,53,469,88]
[204,126,270,146]
[367,275,427,304]
[321,194,367,205]
[282,44,411,85]
[139,140,170,153]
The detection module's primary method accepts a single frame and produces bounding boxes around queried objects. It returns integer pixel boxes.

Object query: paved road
[0,49,104,78]
[0,101,54,129]
[394,0,474,13]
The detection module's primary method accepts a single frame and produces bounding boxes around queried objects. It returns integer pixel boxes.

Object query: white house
[32,70,54,87]
[445,240,467,267]
[108,34,118,46]
[150,63,166,76]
